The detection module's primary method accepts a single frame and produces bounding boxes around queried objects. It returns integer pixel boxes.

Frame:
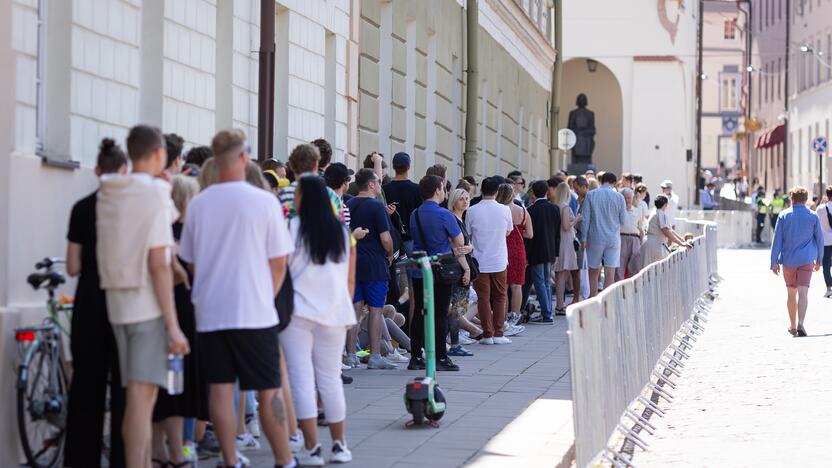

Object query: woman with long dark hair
[281,176,356,465]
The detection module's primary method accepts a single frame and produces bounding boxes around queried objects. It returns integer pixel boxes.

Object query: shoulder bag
[456,216,479,283]
[414,209,463,285]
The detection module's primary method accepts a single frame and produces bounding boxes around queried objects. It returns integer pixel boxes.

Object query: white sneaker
[290,430,304,453]
[331,440,352,464]
[479,337,494,345]
[297,443,325,466]
[504,324,525,337]
[386,350,409,363]
[216,451,250,467]
[235,432,260,451]
[341,362,351,370]
[492,336,512,344]
[459,334,477,345]
[245,414,260,438]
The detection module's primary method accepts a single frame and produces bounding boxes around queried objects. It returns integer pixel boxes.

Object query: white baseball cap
[660,180,673,188]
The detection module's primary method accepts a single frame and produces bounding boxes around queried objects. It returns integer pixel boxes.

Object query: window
[724,20,736,40]
[720,74,739,111]
[764,63,769,103]
[828,34,832,81]
[35,1,47,151]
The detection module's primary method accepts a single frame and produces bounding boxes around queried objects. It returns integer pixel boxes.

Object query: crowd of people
[62,124,696,468]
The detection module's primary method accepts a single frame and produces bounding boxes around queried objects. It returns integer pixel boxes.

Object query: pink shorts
[783,264,813,288]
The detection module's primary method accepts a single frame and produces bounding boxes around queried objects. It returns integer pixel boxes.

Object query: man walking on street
[814,186,832,298]
[581,172,627,297]
[525,181,561,323]
[770,187,824,337]
[466,177,514,343]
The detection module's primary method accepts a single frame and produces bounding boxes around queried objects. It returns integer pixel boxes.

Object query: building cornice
[633,55,681,62]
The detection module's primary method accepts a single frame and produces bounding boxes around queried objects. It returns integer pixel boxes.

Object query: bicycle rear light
[15,331,36,342]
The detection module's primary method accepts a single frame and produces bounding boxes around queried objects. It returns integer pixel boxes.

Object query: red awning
[755,124,785,149]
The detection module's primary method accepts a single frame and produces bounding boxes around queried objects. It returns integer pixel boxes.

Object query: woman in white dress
[640,195,692,266]
[552,182,582,312]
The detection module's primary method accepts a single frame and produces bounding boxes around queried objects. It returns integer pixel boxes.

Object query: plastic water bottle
[166,353,184,395]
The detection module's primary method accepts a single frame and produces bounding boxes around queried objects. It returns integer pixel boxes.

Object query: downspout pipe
[549,0,562,175]
[257,0,275,161]
[783,0,790,192]
[463,0,479,177]
[695,0,704,204]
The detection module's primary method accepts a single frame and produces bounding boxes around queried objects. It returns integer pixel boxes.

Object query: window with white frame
[720,74,739,111]
[724,20,736,40]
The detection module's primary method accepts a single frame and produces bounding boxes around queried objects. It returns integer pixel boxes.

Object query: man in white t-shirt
[660,180,679,228]
[96,125,189,467]
[465,177,513,344]
[179,130,295,468]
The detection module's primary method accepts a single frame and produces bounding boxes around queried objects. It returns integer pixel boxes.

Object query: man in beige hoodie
[97,124,189,468]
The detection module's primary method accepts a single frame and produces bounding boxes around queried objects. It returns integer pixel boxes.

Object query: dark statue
[567,93,596,165]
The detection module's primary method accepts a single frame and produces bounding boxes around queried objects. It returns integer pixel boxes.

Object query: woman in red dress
[496,184,534,325]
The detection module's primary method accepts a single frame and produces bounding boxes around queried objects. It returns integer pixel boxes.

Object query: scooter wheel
[411,401,425,425]
[426,386,446,421]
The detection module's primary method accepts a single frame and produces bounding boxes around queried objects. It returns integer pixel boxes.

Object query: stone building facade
[0,0,556,460]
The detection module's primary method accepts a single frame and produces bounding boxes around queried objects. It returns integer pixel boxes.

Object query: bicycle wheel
[17,342,67,468]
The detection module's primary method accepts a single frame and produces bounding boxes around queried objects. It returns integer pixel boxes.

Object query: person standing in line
[162,133,185,181]
[281,176,355,465]
[447,188,476,356]
[466,177,514,343]
[814,186,832,298]
[496,184,533,327]
[278,143,344,221]
[311,138,333,176]
[345,169,397,370]
[573,176,591,301]
[382,152,422,254]
[179,130,296,468]
[522,181,559,322]
[96,126,190,467]
[770,187,824,337]
[660,180,679,228]
[408,175,469,371]
[581,172,628,297]
[65,139,128,468]
[640,195,691,266]
[550,182,579,314]
[616,188,643,281]
[700,182,719,210]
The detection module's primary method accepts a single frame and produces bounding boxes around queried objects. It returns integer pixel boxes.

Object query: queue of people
[62,123,695,468]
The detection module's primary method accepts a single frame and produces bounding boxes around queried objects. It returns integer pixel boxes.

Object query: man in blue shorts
[346,169,397,369]
[581,171,627,297]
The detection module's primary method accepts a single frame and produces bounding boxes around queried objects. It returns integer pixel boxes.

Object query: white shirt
[637,200,651,230]
[816,203,832,246]
[465,199,513,273]
[621,206,642,235]
[665,192,679,223]
[288,218,356,327]
[180,181,294,332]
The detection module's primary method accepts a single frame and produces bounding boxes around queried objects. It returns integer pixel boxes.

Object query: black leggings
[823,245,832,288]
[756,213,767,243]
[410,278,452,360]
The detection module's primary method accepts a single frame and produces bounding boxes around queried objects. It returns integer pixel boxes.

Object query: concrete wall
[357,0,554,182]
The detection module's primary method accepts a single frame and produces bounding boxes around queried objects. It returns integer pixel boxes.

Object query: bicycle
[15,257,73,468]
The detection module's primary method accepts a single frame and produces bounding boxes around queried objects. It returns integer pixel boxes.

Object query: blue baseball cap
[392,152,411,169]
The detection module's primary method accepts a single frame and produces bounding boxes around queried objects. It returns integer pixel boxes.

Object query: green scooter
[397,251,450,427]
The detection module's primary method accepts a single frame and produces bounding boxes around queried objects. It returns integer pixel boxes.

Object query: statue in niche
[567,93,596,165]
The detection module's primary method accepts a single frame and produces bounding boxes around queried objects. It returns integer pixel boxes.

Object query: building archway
[560,58,624,175]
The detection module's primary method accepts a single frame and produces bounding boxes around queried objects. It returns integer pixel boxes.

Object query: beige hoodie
[96,173,178,290]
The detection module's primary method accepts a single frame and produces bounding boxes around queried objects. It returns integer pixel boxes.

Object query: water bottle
[166,353,184,395]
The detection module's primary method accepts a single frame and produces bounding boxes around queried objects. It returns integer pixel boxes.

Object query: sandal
[788,328,797,337]
[797,325,807,337]
[152,459,169,468]
[554,307,566,316]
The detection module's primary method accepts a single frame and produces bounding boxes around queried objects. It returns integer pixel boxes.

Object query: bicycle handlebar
[395,251,457,271]
[35,258,65,270]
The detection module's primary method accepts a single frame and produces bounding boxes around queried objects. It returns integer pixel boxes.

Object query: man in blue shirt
[581,171,627,297]
[409,175,469,372]
[700,182,718,210]
[770,186,824,337]
[346,169,396,369]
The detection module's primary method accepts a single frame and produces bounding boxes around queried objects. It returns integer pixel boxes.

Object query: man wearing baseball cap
[382,152,421,255]
[660,180,679,228]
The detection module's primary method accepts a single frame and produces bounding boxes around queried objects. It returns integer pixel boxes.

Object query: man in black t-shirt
[382,152,421,255]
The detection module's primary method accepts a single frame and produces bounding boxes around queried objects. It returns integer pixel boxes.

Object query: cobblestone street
[637,248,832,467]
[247,319,574,467]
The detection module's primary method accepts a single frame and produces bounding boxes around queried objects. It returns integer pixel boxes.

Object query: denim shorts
[353,280,389,308]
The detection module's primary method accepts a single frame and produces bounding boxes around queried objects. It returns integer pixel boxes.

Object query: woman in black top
[64,139,128,467]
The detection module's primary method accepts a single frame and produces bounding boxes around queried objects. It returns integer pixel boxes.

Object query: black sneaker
[407,356,426,370]
[340,372,353,384]
[436,357,460,371]
[530,316,554,324]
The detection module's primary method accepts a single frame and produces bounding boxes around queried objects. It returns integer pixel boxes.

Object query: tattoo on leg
[271,394,286,425]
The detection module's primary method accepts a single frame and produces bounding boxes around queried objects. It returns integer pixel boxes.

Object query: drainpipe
[257,0,275,161]
[695,0,703,204]
[783,0,790,192]
[463,0,479,177]
[549,0,562,175]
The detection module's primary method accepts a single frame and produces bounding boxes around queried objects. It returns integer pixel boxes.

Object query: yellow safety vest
[756,198,769,214]
[770,197,786,214]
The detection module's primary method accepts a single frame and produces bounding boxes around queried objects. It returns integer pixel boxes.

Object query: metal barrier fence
[678,209,753,247]
[566,222,718,467]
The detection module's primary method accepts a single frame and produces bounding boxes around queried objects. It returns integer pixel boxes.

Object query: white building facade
[561,0,699,206]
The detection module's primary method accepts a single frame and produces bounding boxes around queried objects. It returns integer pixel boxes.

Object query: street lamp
[746,65,754,72]
[799,44,812,53]
[699,73,708,80]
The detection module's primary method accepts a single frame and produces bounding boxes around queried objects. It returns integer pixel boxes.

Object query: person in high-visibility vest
[756,190,769,243]
[770,188,788,231]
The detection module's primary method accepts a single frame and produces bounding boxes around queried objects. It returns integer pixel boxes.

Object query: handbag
[275,270,293,333]
[414,209,463,285]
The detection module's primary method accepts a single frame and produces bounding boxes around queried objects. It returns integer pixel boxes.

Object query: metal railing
[678,209,753,247]
[566,222,718,466]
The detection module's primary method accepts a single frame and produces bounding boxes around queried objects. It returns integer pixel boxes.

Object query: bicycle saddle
[27,271,65,290]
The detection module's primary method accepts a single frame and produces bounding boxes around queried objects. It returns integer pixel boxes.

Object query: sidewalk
[637,248,832,467]
[246,318,574,467]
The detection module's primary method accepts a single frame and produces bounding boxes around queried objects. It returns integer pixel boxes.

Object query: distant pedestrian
[770,187,824,337]
[755,189,769,243]
[814,186,832,298]
[701,183,718,210]
[616,187,643,281]
[660,180,679,227]
[580,172,627,297]
[640,195,691,266]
